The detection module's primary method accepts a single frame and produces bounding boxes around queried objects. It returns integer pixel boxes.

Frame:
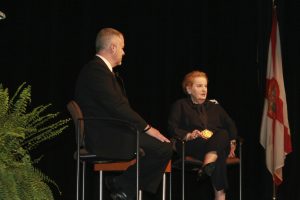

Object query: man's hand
[145,127,170,143]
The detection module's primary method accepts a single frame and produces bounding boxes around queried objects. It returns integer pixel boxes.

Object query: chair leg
[138,190,142,200]
[76,160,80,200]
[136,130,140,200]
[181,141,185,200]
[82,161,86,200]
[99,171,103,200]
[169,171,172,200]
[239,142,242,200]
[162,171,172,200]
[162,173,166,200]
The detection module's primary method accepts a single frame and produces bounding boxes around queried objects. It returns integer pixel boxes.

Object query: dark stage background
[0,0,299,200]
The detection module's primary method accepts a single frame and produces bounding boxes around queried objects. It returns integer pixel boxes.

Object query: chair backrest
[67,100,84,147]
[66,100,139,159]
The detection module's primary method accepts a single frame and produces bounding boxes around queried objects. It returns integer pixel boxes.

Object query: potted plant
[0,83,70,200]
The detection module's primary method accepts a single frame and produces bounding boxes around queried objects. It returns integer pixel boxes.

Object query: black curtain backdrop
[0,0,299,200]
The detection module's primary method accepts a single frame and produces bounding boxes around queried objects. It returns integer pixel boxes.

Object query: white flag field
[259,9,292,185]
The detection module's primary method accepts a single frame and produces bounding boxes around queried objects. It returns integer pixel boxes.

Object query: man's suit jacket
[75,56,147,159]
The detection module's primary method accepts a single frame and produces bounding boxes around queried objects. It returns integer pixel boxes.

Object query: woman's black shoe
[197,162,216,181]
[203,162,216,176]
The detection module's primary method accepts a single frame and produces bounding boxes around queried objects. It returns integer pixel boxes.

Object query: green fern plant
[0,83,70,200]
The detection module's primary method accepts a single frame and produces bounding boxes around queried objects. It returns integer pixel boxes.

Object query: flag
[259,7,292,185]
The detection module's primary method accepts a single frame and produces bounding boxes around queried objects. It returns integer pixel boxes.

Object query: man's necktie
[114,72,127,97]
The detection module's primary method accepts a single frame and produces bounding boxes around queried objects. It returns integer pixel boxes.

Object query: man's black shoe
[105,176,134,200]
[110,191,133,200]
[105,176,120,193]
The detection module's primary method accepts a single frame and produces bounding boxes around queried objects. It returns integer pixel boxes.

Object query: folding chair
[67,100,141,200]
[172,137,243,200]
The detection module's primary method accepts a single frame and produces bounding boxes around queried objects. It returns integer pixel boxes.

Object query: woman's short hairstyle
[182,70,208,95]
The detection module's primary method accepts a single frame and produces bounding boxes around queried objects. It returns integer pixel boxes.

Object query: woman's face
[186,76,208,104]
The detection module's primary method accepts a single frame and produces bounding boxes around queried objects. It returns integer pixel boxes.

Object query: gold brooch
[202,129,213,139]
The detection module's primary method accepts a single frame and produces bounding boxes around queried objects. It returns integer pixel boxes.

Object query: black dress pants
[116,133,173,196]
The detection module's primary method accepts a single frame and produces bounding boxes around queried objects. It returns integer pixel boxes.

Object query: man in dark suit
[75,27,172,200]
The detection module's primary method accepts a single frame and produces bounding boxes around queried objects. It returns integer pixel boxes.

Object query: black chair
[172,137,243,200]
[93,159,172,200]
[67,100,141,200]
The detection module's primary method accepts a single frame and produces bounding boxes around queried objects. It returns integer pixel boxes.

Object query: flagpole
[260,1,292,200]
[272,2,277,199]
[272,182,277,200]
[272,2,278,199]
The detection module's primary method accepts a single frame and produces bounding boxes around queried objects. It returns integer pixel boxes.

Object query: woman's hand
[185,130,200,141]
[228,140,236,158]
[185,129,214,141]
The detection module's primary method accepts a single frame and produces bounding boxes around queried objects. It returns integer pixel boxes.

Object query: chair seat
[226,157,240,165]
[172,155,240,171]
[94,159,136,171]
[172,156,203,172]
[74,148,124,163]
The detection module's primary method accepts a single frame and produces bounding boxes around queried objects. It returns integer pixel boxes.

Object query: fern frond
[0,166,21,200]
[11,85,31,115]
[0,87,9,120]
[8,82,27,109]
[24,105,52,129]
[0,83,69,199]
[23,119,70,151]
[33,167,61,195]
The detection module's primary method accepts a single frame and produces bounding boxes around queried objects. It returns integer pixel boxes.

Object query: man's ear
[186,87,191,94]
[111,43,117,54]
